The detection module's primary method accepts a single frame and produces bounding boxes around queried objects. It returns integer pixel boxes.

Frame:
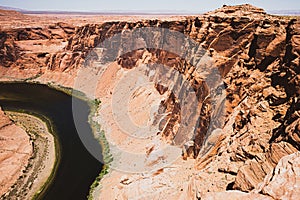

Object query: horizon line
[1,5,300,15]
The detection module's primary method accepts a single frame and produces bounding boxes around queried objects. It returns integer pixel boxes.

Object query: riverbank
[2,111,57,199]
[0,80,110,199]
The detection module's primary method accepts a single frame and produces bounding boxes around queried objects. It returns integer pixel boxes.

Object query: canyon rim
[0,3,300,200]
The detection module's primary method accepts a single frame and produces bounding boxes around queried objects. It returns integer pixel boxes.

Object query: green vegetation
[86,98,113,200]
[87,165,109,200]
[31,114,60,200]
[48,84,113,200]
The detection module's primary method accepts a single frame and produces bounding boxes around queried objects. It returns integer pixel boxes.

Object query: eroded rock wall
[0,4,299,199]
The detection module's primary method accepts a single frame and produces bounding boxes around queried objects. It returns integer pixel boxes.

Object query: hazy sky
[1,0,299,12]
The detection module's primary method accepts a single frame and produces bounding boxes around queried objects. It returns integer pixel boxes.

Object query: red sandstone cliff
[0,4,299,199]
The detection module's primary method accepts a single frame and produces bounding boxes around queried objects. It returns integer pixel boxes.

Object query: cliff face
[0,4,299,199]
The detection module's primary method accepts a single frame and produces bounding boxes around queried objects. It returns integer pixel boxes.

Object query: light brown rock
[202,191,272,200]
[260,152,300,199]
[0,108,32,195]
[233,142,298,191]
[0,4,299,200]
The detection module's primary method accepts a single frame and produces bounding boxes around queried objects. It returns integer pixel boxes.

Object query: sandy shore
[2,111,56,199]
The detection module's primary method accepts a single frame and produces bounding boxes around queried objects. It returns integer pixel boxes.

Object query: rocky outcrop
[259,152,300,199]
[225,16,300,193]
[233,142,297,191]
[273,102,300,148]
[0,10,75,80]
[203,152,300,199]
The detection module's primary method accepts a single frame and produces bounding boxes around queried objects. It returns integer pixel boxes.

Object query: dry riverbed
[1,111,56,199]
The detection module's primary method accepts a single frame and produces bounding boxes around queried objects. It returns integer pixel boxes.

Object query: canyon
[0,4,299,200]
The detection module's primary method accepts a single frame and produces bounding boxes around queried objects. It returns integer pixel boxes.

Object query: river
[0,83,103,200]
